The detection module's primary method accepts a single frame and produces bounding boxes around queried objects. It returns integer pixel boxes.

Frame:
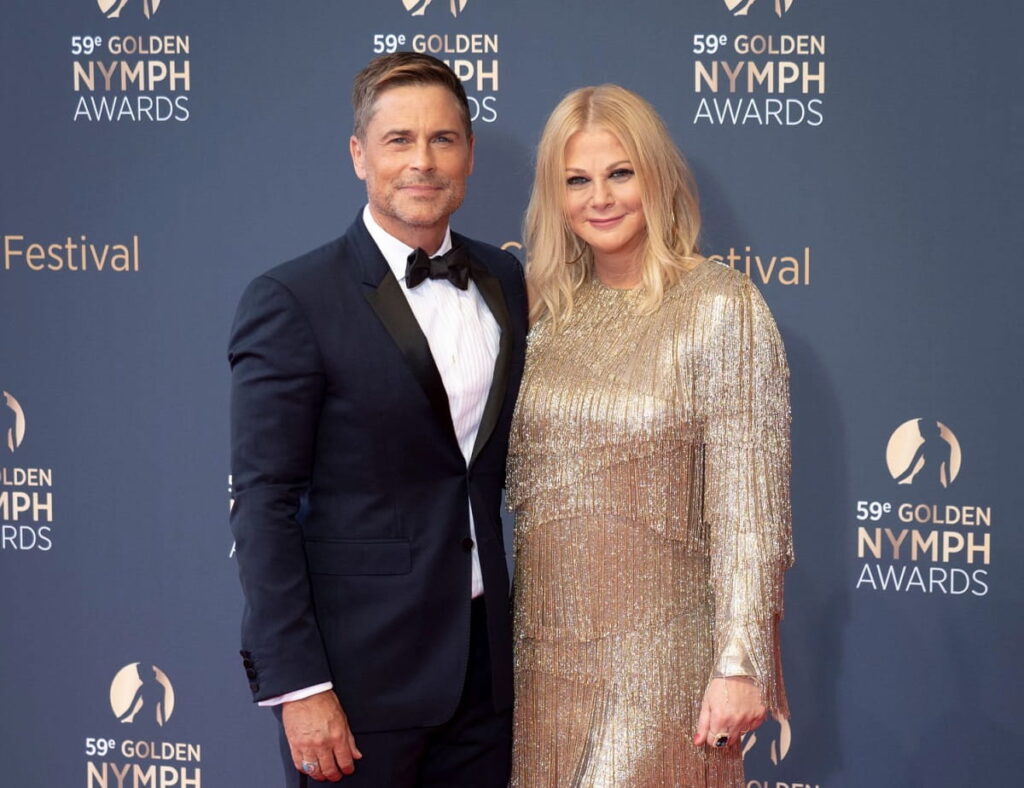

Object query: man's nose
[410,140,435,171]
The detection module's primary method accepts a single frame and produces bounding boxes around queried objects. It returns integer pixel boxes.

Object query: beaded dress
[506,261,793,787]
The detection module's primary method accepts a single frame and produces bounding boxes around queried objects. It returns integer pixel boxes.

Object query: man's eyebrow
[379,128,463,139]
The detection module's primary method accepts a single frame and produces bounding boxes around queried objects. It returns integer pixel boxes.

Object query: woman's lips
[588,215,625,228]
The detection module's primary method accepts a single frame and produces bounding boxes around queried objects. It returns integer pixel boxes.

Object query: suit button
[462,537,474,552]
[246,668,257,679]
[242,658,254,668]
[249,682,260,692]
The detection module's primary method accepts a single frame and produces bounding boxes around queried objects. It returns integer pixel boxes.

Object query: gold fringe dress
[506,262,793,787]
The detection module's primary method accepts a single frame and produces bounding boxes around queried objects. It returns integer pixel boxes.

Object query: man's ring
[713,733,729,748]
[301,761,319,774]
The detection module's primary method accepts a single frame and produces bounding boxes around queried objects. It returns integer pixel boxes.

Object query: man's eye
[434,135,453,144]
[388,137,409,145]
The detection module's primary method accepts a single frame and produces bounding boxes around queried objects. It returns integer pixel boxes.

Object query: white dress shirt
[260,206,500,707]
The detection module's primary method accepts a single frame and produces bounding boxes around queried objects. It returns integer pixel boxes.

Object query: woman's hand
[693,677,767,748]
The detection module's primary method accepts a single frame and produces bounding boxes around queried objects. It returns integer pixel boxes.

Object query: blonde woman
[506,85,793,786]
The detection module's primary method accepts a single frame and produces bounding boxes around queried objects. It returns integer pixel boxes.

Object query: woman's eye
[610,168,635,180]
[567,176,589,187]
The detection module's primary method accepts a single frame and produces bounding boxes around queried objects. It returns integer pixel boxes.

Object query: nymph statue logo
[742,717,792,765]
[97,0,163,19]
[2,391,25,453]
[110,663,176,727]
[403,0,469,18]
[723,0,794,17]
[886,419,962,489]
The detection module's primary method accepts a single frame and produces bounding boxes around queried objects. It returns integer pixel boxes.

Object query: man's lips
[399,183,444,193]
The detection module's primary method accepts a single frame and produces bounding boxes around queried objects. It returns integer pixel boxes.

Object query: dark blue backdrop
[2,1,1021,786]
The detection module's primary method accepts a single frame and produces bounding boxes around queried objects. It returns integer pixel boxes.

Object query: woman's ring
[301,761,319,774]
[713,733,729,748]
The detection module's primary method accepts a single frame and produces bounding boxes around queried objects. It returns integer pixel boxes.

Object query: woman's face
[563,127,646,270]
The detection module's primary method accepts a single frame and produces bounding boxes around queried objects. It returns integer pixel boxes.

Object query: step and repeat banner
[2,1,1021,786]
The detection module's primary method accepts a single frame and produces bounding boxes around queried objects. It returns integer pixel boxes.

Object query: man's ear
[350,135,367,181]
[466,134,475,177]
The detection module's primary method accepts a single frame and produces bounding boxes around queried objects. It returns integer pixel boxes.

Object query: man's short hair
[352,52,472,141]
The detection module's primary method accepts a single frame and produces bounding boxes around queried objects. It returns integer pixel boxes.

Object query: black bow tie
[405,246,471,290]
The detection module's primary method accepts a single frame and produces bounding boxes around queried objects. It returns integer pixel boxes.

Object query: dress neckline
[589,276,643,294]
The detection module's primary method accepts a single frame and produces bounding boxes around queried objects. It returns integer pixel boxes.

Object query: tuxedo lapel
[349,218,457,443]
[347,217,512,466]
[466,253,512,468]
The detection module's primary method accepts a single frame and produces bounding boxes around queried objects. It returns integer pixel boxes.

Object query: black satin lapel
[364,272,456,440]
[469,266,512,467]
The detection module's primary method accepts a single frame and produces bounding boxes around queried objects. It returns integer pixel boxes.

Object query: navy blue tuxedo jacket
[228,214,527,731]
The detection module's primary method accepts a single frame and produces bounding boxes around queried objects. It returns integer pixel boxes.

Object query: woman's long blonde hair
[524,85,703,327]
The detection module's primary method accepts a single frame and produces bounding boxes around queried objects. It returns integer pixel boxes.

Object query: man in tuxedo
[229,53,526,786]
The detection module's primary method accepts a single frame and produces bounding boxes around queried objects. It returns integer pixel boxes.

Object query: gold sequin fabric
[507,261,793,787]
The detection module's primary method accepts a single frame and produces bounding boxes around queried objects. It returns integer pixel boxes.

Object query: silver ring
[301,761,319,774]
[713,733,729,748]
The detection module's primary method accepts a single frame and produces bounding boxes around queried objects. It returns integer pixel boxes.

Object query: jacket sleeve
[229,274,331,702]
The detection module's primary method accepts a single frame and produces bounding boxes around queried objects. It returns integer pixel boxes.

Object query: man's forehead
[366,84,462,123]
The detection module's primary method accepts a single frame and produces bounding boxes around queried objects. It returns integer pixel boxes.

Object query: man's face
[350,84,474,248]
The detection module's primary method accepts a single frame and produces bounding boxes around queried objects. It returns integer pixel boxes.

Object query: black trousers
[277,597,512,787]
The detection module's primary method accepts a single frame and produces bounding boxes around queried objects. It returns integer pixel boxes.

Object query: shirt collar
[361,204,453,283]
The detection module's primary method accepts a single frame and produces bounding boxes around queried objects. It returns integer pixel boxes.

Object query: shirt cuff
[257,682,333,707]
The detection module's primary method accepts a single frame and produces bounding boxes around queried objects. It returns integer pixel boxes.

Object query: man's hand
[282,690,362,782]
[693,677,767,749]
